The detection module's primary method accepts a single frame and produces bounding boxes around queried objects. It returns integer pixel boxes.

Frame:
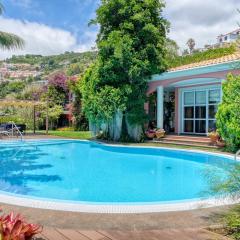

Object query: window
[209,90,221,104]
[184,92,194,105]
[184,107,194,118]
[196,91,206,105]
[208,105,218,118]
[182,88,221,134]
[195,106,206,119]
[195,120,206,133]
[224,36,228,41]
[184,120,194,133]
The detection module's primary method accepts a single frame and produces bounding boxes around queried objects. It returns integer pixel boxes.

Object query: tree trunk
[126,118,143,142]
[109,110,123,141]
[89,121,100,137]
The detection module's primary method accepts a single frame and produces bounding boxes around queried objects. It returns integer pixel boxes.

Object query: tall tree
[166,38,179,61]
[0,2,24,50]
[81,0,168,141]
[186,38,195,54]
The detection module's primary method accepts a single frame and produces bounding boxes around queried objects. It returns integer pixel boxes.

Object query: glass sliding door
[183,92,194,133]
[182,88,221,134]
[195,91,206,133]
[208,89,221,131]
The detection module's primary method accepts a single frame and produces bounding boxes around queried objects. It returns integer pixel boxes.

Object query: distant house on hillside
[217,28,240,45]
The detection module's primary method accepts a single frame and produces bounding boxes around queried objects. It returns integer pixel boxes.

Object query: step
[158,137,211,145]
[151,140,218,149]
[164,135,210,142]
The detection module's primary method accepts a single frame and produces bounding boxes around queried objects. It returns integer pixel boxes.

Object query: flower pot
[146,131,156,139]
[156,130,165,139]
[216,140,226,148]
[208,132,220,143]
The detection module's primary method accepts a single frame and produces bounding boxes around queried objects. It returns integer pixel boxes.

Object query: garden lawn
[37,130,91,139]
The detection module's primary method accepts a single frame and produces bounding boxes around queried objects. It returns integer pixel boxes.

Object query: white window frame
[179,85,222,135]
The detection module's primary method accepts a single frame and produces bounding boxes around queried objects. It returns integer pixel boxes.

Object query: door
[182,88,221,134]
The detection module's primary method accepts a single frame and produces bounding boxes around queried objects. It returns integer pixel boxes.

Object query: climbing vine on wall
[80,0,168,141]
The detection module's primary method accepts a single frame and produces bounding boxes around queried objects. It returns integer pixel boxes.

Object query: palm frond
[0,31,24,50]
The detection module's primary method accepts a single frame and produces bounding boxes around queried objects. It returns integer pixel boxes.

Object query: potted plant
[216,138,226,147]
[145,129,156,139]
[208,131,220,144]
[0,212,42,240]
[155,128,165,139]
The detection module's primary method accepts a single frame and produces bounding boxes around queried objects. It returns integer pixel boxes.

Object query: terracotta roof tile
[169,52,240,72]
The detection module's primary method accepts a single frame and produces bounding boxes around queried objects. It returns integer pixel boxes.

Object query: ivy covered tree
[216,74,240,152]
[81,0,168,141]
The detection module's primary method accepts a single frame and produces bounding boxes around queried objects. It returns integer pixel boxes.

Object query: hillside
[4,51,97,76]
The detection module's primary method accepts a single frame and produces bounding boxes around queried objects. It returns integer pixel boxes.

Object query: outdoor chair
[0,126,11,138]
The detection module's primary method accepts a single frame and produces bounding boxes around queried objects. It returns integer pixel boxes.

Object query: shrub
[0,212,42,240]
[57,127,74,131]
[216,74,240,152]
[169,44,236,68]
[220,205,240,240]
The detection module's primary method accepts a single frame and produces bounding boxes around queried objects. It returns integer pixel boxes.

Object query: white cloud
[1,0,238,59]
[0,17,97,60]
[164,0,240,51]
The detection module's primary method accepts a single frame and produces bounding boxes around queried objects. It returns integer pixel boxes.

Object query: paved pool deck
[0,203,232,239]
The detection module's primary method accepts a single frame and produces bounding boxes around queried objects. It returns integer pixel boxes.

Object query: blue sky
[2,0,99,43]
[0,0,239,59]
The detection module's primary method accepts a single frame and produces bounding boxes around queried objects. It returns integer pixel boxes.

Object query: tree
[0,3,24,50]
[166,38,179,61]
[216,74,240,152]
[186,38,195,54]
[81,0,168,141]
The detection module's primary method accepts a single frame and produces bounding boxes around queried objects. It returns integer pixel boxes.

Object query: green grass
[35,130,92,139]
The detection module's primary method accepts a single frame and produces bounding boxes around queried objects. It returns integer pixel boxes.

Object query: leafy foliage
[168,44,236,68]
[0,31,24,50]
[223,205,240,240]
[0,211,42,240]
[0,2,24,50]
[0,81,26,99]
[216,74,240,152]
[206,163,240,200]
[68,76,88,130]
[81,0,168,141]
[6,51,97,70]
[186,38,196,53]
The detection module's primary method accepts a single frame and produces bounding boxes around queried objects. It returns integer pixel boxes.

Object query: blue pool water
[0,140,234,203]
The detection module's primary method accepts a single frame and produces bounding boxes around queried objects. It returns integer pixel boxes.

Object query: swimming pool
[0,139,236,212]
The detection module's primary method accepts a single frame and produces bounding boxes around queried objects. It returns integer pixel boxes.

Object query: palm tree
[0,2,24,50]
[186,38,195,54]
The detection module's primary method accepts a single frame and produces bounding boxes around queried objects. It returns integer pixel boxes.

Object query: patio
[0,203,232,240]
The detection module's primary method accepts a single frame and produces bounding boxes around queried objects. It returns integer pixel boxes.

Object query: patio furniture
[0,126,10,138]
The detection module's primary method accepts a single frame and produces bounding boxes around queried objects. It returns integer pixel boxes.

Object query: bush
[169,44,236,68]
[223,205,240,240]
[56,127,74,131]
[216,74,240,152]
[0,211,42,240]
